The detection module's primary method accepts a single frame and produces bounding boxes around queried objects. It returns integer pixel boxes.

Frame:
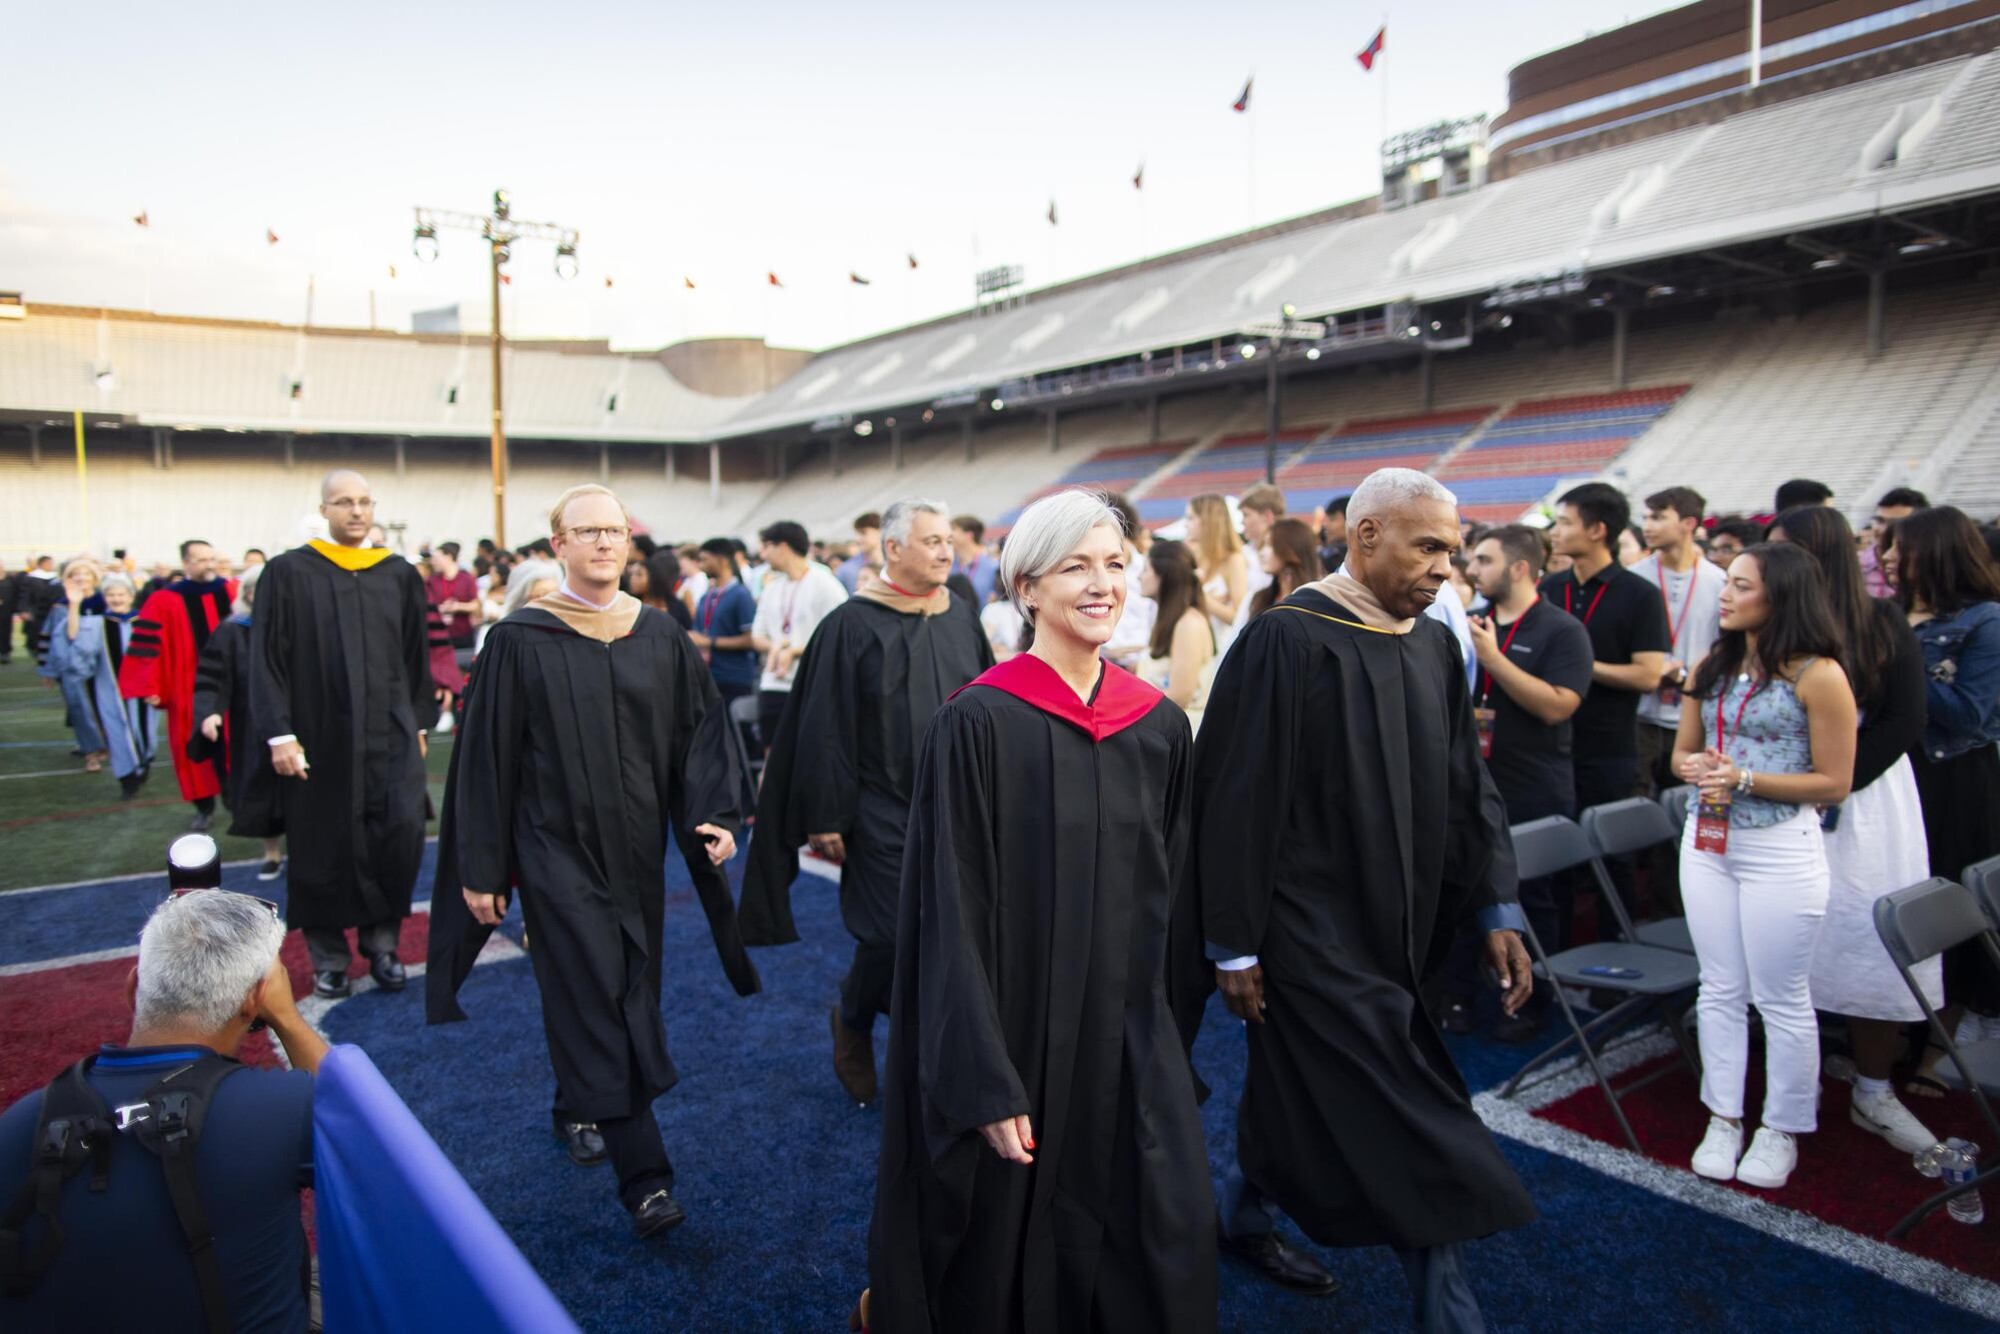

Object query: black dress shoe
[369,954,408,991]
[314,970,352,999]
[557,1122,608,1167]
[630,1188,687,1239]
[187,811,212,832]
[1218,1229,1340,1295]
[1438,996,1474,1035]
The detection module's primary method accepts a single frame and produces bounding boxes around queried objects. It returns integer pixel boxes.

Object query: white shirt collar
[557,578,619,611]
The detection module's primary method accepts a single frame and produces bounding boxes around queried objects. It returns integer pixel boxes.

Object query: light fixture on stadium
[1305,347,1321,360]
[854,419,874,437]
[1810,253,1846,270]
[1281,303,1296,319]
[1239,343,1256,359]
[1646,284,1678,298]
[1897,233,1950,256]
[990,398,1005,411]
[413,224,440,263]
[493,188,512,221]
[554,243,579,280]
[921,408,935,423]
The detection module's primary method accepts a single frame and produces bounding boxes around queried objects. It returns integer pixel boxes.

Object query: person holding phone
[1673,543,1855,1191]
[428,484,760,1242]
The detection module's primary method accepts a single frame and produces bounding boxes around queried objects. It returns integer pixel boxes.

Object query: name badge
[1659,684,1681,708]
[1694,793,1732,855]
[1473,707,1495,759]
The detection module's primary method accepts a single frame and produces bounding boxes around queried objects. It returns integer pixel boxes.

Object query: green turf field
[0,650,452,893]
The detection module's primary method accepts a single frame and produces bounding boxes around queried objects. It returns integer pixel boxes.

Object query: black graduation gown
[424,607,759,1122]
[869,657,1216,1334]
[249,547,435,932]
[189,618,282,838]
[739,595,993,948]
[1189,588,1536,1250]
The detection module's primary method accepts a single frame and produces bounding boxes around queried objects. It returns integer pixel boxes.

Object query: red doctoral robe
[119,579,236,801]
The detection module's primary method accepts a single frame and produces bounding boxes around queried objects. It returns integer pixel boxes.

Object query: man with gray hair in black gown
[1191,467,1537,1332]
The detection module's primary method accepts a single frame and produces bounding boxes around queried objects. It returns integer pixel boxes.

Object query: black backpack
[0,1052,247,1333]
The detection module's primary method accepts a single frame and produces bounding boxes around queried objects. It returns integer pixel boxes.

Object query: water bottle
[1942,1142,1984,1225]
[1912,1137,1959,1179]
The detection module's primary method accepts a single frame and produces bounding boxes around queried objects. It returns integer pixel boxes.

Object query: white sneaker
[1851,1092,1937,1153]
[1735,1127,1798,1189]
[1691,1116,1743,1180]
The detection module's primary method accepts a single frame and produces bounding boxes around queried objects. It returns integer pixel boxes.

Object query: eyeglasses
[325,498,377,512]
[565,526,631,545]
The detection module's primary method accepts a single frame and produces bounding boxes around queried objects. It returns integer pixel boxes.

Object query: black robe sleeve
[664,624,761,998]
[904,702,1031,1149]
[426,633,523,1023]
[1162,704,1213,1089]
[740,611,866,946]
[1439,625,1504,921]
[248,559,294,744]
[187,624,237,767]
[1189,611,1303,960]
[1852,602,1927,793]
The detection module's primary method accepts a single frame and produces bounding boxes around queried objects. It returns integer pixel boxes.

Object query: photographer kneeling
[0,889,325,1333]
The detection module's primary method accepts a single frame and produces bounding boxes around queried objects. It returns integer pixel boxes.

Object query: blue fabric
[1913,600,2000,759]
[0,1045,313,1334]
[1696,673,1814,828]
[39,606,153,777]
[313,1044,578,1334]
[696,581,760,689]
[1424,590,1478,690]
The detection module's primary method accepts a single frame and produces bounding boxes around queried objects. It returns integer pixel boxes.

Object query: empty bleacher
[1437,386,1689,522]
[1275,408,1494,514]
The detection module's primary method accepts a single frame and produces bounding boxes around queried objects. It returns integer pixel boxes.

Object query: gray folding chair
[1499,816,1703,1153]
[1968,855,2000,931]
[1873,876,2000,1238]
[726,693,764,803]
[1584,797,1693,954]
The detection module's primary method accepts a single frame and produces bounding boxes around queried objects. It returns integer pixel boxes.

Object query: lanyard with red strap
[1654,555,1699,650]
[1714,674,1762,759]
[1477,599,1536,707]
[699,586,727,635]
[1562,576,1608,625]
[777,576,803,635]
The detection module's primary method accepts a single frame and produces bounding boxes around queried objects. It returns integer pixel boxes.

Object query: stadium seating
[1275,408,1493,514]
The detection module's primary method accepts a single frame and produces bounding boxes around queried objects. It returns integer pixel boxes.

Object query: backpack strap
[130,1054,244,1334]
[0,1058,113,1297]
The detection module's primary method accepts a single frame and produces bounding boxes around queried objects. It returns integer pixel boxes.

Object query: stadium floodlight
[991,398,1005,411]
[1281,303,1296,319]
[1810,253,1845,270]
[410,192,581,546]
[1647,284,1678,298]
[1897,234,1950,256]
[1239,343,1257,359]
[921,408,935,423]
[854,419,874,437]
[1305,347,1321,360]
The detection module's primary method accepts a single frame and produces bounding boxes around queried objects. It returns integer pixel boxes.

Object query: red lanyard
[778,576,802,635]
[1478,600,1536,706]
[1714,675,1761,758]
[1655,555,1698,649]
[699,586,726,634]
[1563,577,1608,625]
[880,577,925,599]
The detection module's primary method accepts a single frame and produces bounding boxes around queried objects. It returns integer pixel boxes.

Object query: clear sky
[1,1,1679,353]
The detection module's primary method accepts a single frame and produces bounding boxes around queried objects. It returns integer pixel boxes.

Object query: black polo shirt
[1536,560,1670,764]
[0,1044,314,1334]
[1476,599,1596,819]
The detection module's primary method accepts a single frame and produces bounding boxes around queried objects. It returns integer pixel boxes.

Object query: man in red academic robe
[119,539,236,830]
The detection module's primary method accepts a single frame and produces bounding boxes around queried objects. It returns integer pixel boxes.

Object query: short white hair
[231,563,262,618]
[1347,468,1457,527]
[133,891,287,1033]
[502,559,562,618]
[1000,489,1123,620]
[881,498,949,550]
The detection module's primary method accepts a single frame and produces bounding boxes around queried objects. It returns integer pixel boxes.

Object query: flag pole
[1247,103,1257,228]
[1748,0,1763,88]
[73,410,90,553]
[1378,13,1390,163]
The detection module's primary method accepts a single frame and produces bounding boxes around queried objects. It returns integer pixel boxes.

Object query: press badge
[1474,707,1495,759]
[1694,793,1732,854]
[1659,684,1681,708]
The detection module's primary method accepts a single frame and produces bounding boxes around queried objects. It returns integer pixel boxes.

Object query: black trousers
[552,1094,675,1208]
[839,938,896,1032]
[302,919,402,974]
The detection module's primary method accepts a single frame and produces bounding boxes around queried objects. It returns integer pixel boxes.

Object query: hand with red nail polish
[978,1113,1037,1165]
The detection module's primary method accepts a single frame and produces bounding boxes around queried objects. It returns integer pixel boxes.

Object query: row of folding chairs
[1492,789,2000,1239]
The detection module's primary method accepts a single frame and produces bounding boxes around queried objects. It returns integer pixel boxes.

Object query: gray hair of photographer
[133,890,287,1033]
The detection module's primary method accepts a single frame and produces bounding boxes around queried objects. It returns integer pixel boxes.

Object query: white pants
[1680,810,1829,1134]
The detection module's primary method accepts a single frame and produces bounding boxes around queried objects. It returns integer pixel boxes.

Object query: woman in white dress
[1771,506,1939,1154]
[1185,493,1246,654]
[1137,540,1216,734]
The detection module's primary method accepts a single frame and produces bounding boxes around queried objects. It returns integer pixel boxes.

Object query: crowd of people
[2,461,1998,1333]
